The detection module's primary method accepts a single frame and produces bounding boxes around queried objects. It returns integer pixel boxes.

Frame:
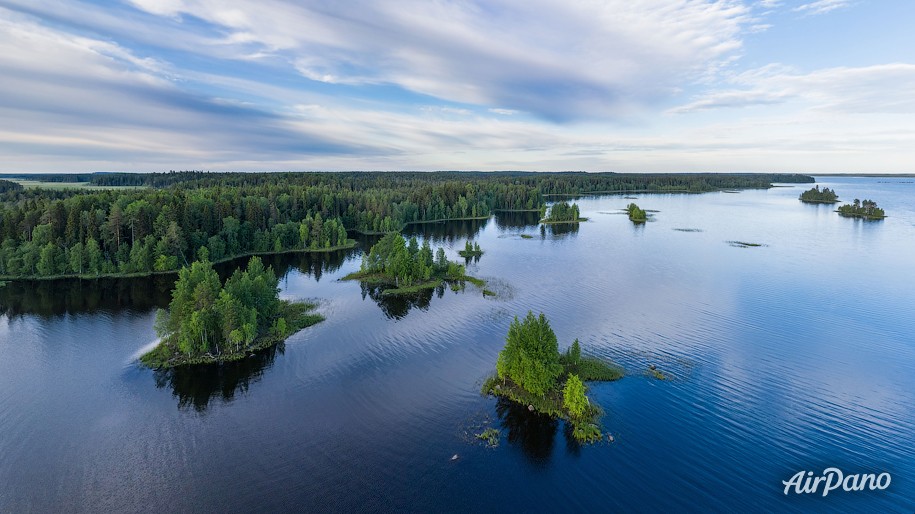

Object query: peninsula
[141,256,322,368]
[541,201,587,223]
[343,233,487,295]
[483,311,623,443]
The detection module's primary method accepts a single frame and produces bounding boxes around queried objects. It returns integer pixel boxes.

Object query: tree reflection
[153,343,282,412]
[402,218,489,244]
[540,222,580,238]
[493,210,541,230]
[359,282,446,320]
[495,397,558,467]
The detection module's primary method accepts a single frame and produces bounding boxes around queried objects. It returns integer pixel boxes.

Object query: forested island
[482,312,623,443]
[837,199,886,220]
[141,256,322,368]
[0,171,811,280]
[541,201,586,223]
[458,240,483,258]
[626,203,648,222]
[799,186,839,203]
[343,233,486,295]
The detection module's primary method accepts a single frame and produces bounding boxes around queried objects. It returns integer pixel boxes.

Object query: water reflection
[246,247,356,282]
[0,276,173,316]
[540,222,580,238]
[495,397,558,467]
[0,249,358,318]
[153,343,283,411]
[359,282,445,319]
[493,210,541,231]
[402,218,489,243]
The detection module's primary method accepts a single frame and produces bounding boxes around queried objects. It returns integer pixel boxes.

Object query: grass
[648,366,668,380]
[9,179,146,191]
[727,240,766,248]
[381,279,442,296]
[519,234,534,239]
[458,249,484,258]
[673,228,703,232]
[140,300,323,369]
[475,428,500,448]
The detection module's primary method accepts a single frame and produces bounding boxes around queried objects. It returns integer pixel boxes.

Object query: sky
[0,0,913,173]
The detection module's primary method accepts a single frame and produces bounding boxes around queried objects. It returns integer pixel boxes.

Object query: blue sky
[0,0,913,173]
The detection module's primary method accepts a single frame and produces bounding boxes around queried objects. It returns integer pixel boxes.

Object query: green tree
[497,311,562,396]
[563,374,588,419]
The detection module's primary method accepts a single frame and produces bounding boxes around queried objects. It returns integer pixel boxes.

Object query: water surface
[1,176,913,512]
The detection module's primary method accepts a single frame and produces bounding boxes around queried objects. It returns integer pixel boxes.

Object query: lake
[1,176,913,512]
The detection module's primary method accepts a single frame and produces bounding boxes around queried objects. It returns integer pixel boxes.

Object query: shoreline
[0,240,359,283]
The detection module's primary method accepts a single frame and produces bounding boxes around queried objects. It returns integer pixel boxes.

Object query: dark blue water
[1,176,913,512]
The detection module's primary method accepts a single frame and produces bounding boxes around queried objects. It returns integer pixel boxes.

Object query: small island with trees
[141,255,323,368]
[626,203,648,223]
[837,199,886,220]
[799,185,839,203]
[541,201,587,224]
[343,233,487,295]
[458,240,484,258]
[482,311,623,443]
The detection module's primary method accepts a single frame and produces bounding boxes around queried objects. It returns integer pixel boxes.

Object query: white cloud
[116,0,752,121]
[672,63,915,114]
[793,0,851,16]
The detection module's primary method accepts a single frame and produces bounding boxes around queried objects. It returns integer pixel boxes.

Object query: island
[541,201,587,223]
[626,202,647,222]
[482,311,623,443]
[141,256,323,368]
[837,199,886,220]
[343,233,488,295]
[458,240,484,258]
[799,185,839,203]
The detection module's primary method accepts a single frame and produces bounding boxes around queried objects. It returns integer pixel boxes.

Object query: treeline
[799,186,839,203]
[838,199,885,219]
[0,180,22,194]
[0,172,810,279]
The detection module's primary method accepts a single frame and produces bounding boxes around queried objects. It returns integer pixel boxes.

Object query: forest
[142,256,322,368]
[0,171,812,280]
[799,186,839,203]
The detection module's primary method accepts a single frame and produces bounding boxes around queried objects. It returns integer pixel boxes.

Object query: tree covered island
[799,185,839,203]
[141,255,323,368]
[626,203,648,222]
[343,233,487,295]
[541,201,587,223]
[837,199,886,220]
[458,240,484,258]
[482,311,623,443]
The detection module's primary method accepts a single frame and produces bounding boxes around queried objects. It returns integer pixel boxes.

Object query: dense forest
[837,199,886,219]
[142,256,322,367]
[0,171,812,279]
[799,186,839,203]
